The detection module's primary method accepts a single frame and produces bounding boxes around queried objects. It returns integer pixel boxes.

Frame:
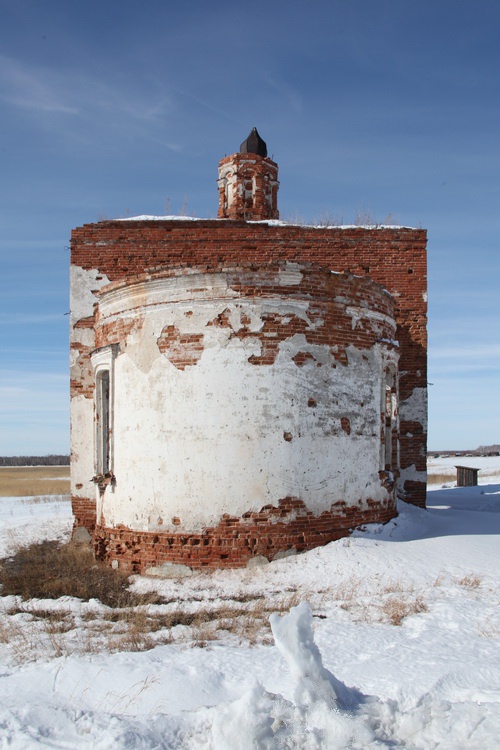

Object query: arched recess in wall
[383,365,399,473]
[90,344,119,477]
[262,173,272,212]
[241,168,254,216]
[219,169,234,214]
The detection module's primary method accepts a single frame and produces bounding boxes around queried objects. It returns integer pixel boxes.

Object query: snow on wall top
[115,215,416,230]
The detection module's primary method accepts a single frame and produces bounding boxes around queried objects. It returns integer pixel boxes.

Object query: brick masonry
[217,152,279,220]
[71,213,426,569]
[92,495,397,574]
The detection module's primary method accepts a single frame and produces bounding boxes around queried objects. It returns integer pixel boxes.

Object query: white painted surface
[92,270,398,533]
[70,267,111,499]
[70,266,110,327]
[70,394,95,497]
[399,386,428,430]
[399,463,427,487]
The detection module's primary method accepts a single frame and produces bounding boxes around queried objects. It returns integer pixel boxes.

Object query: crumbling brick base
[72,496,97,534]
[92,496,397,574]
[402,480,426,508]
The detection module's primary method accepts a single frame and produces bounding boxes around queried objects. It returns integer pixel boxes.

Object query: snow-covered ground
[427,453,500,487]
[0,459,499,748]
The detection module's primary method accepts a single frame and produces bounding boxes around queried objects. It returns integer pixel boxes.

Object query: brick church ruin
[70,128,427,572]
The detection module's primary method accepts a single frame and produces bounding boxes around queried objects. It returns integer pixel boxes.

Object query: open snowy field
[427,454,500,488]
[0,459,499,748]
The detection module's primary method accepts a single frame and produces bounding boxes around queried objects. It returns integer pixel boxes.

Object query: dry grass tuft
[0,540,162,608]
[334,577,428,626]
[0,540,307,661]
[0,589,304,662]
[426,472,455,485]
[0,466,70,497]
[381,596,427,626]
[457,574,482,589]
[380,580,408,595]
[478,621,500,638]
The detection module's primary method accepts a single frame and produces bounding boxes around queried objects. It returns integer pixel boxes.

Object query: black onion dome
[240,127,267,157]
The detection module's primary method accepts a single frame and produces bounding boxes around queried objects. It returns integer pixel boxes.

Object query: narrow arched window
[383,368,398,471]
[96,369,110,474]
[91,344,119,479]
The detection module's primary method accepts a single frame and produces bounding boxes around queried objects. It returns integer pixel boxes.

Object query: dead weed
[0,540,163,608]
[457,574,482,589]
[381,596,427,626]
[0,466,70,497]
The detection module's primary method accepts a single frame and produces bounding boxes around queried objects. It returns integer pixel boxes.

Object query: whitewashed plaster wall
[399,386,428,488]
[94,269,398,533]
[70,266,110,500]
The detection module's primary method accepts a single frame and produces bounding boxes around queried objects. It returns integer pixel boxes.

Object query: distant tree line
[477,444,500,454]
[0,455,70,466]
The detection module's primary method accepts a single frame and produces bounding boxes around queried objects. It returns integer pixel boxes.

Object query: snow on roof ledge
[115,215,416,230]
[116,215,204,222]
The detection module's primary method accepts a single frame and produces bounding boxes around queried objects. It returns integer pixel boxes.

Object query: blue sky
[1,0,499,454]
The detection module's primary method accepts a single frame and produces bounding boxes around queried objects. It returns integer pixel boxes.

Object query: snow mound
[209,602,500,749]
[1,474,499,748]
[212,603,375,749]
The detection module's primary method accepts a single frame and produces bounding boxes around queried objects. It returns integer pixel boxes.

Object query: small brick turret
[217,128,279,221]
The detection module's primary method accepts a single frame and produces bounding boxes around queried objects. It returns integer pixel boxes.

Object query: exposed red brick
[217,152,279,220]
[157,325,204,369]
[72,496,96,533]
[95,316,141,349]
[93,495,397,573]
[341,417,351,435]
[70,217,427,563]
[71,221,426,509]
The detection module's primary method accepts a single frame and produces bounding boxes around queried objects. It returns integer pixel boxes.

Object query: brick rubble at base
[88,496,397,574]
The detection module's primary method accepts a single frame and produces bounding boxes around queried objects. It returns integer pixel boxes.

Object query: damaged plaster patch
[115,315,159,373]
[70,266,110,325]
[145,562,194,578]
[399,387,428,429]
[157,325,204,370]
[155,308,314,369]
[89,266,399,534]
[70,394,96,497]
[399,464,427,486]
[345,306,394,333]
[246,313,310,365]
[283,335,332,368]
[340,417,351,435]
[96,273,239,317]
[275,262,304,286]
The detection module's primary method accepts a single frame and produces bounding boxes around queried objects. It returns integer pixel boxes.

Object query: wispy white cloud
[429,363,500,378]
[264,74,303,114]
[0,382,68,453]
[0,313,66,325]
[0,54,181,149]
[429,352,500,379]
[428,340,500,383]
[430,344,500,360]
[0,375,67,418]
[0,54,78,114]
[0,367,68,452]
[170,86,243,129]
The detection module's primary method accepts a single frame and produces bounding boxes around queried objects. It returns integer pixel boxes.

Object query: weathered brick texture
[94,496,397,574]
[71,219,427,497]
[71,496,97,533]
[70,218,426,569]
[218,153,279,220]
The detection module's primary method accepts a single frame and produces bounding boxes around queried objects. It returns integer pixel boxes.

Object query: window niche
[383,366,399,473]
[91,344,119,488]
